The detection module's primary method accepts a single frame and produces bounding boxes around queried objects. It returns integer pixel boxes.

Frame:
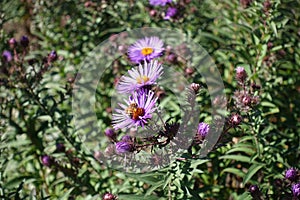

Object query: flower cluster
[107,36,207,157]
[233,66,260,112]
[148,0,189,21]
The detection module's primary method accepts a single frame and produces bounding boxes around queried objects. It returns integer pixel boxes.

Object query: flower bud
[248,185,262,200]
[190,83,200,93]
[105,128,117,141]
[115,141,133,154]
[285,167,298,182]
[56,143,66,153]
[41,155,54,167]
[197,122,210,139]
[102,193,117,200]
[20,35,29,48]
[235,66,247,83]
[229,114,242,127]
[292,183,300,197]
[2,50,12,62]
[48,50,58,62]
[9,38,17,49]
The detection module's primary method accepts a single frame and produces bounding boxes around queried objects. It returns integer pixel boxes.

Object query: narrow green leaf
[243,164,264,185]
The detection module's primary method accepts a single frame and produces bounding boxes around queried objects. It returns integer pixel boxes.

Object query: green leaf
[219,155,259,164]
[243,164,264,185]
[221,168,245,178]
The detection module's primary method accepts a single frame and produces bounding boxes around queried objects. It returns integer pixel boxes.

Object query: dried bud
[9,38,17,49]
[242,95,251,106]
[149,9,157,17]
[48,50,58,62]
[249,185,262,200]
[185,67,194,76]
[102,193,117,200]
[229,114,242,127]
[166,53,177,63]
[20,36,29,48]
[235,66,247,83]
[190,83,200,93]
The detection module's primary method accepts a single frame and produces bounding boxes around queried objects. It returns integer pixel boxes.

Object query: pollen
[141,47,154,56]
[136,75,150,84]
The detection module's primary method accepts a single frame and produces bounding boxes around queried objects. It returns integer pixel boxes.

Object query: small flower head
[128,36,164,64]
[292,183,300,197]
[20,35,29,48]
[2,50,12,62]
[117,60,163,93]
[115,141,133,154]
[190,83,200,93]
[164,7,178,20]
[197,122,210,138]
[149,0,172,6]
[41,155,54,167]
[285,167,298,182]
[235,66,248,83]
[112,89,158,130]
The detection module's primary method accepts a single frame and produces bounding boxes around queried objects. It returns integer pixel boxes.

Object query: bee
[125,103,145,120]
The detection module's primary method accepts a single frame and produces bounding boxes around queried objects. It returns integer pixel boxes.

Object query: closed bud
[9,38,17,49]
[190,83,200,93]
[102,193,117,200]
[236,66,247,83]
[229,114,242,127]
[20,36,29,48]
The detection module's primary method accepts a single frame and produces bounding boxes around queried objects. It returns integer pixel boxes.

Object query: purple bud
[20,36,29,47]
[164,7,178,20]
[115,141,132,154]
[9,38,17,49]
[166,53,177,63]
[292,183,300,197]
[48,50,57,62]
[41,155,54,167]
[56,143,65,153]
[149,0,172,6]
[102,193,117,200]
[2,50,12,62]
[121,135,132,142]
[105,128,116,141]
[285,168,298,182]
[236,66,248,83]
[197,122,210,138]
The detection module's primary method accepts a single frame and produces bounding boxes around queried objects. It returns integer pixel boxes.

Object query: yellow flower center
[141,47,154,56]
[136,75,150,84]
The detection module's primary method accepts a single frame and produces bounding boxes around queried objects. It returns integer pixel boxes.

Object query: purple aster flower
[149,0,172,6]
[285,167,298,182]
[2,50,12,62]
[128,36,164,64]
[292,183,300,197]
[116,60,163,94]
[115,141,133,154]
[197,122,210,138]
[164,7,178,20]
[112,89,158,130]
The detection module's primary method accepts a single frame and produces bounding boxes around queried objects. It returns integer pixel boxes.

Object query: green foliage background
[0,0,299,199]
